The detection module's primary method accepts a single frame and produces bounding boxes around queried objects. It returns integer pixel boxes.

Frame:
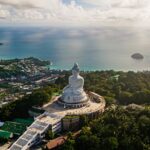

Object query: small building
[46,136,67,150]
[46,130,81,149]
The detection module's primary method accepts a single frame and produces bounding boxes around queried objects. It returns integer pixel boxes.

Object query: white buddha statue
[62,63,88,104]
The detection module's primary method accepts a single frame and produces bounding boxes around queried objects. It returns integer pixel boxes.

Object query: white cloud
[80,0,110,7]
[81,0,150,8]
[0,0,150,26]
[0,0,51,9]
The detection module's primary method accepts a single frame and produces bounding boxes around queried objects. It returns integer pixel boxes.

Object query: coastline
[49,64,149,72]
[0,57,149,72]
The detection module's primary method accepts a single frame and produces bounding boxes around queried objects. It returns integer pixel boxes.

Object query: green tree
[45,130,55,140]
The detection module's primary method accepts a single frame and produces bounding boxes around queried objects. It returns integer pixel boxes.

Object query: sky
[0,0,150,26]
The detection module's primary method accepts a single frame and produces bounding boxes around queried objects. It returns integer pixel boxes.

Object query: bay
[0,26,149,71]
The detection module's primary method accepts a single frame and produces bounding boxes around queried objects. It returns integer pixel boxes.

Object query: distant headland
[0,43,3,46]
[131,53,144,60]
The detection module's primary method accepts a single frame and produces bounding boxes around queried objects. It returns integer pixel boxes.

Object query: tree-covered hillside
[0,84,59,121]
[56,71,150,105]
[60,107,150,150]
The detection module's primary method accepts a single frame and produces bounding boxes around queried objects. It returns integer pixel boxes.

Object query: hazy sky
[0,0,150,26]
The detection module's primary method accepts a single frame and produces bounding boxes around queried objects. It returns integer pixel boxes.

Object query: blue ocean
[0,26,149,71]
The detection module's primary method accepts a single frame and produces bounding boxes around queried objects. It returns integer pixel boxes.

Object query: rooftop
[37,112,66,126]
[46,136,67,150]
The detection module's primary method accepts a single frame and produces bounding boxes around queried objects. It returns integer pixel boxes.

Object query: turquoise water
[0,26,149,71]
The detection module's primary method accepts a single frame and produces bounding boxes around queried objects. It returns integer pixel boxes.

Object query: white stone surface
[44,93,105,116]
[62,63,88,105]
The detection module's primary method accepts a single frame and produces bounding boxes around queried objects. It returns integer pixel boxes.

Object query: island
[131,53,144,60]
[0,43,3,46]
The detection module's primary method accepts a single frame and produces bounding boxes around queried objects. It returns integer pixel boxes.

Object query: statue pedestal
[58,91,89,108]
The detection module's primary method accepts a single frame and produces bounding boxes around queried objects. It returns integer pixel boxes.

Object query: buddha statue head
[72,63,80,77]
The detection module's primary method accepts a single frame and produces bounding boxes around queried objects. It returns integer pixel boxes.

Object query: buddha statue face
[72,69,79,77]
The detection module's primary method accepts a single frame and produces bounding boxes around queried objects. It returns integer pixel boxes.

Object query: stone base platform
[43,92,105,116]
[57,97,90,108]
